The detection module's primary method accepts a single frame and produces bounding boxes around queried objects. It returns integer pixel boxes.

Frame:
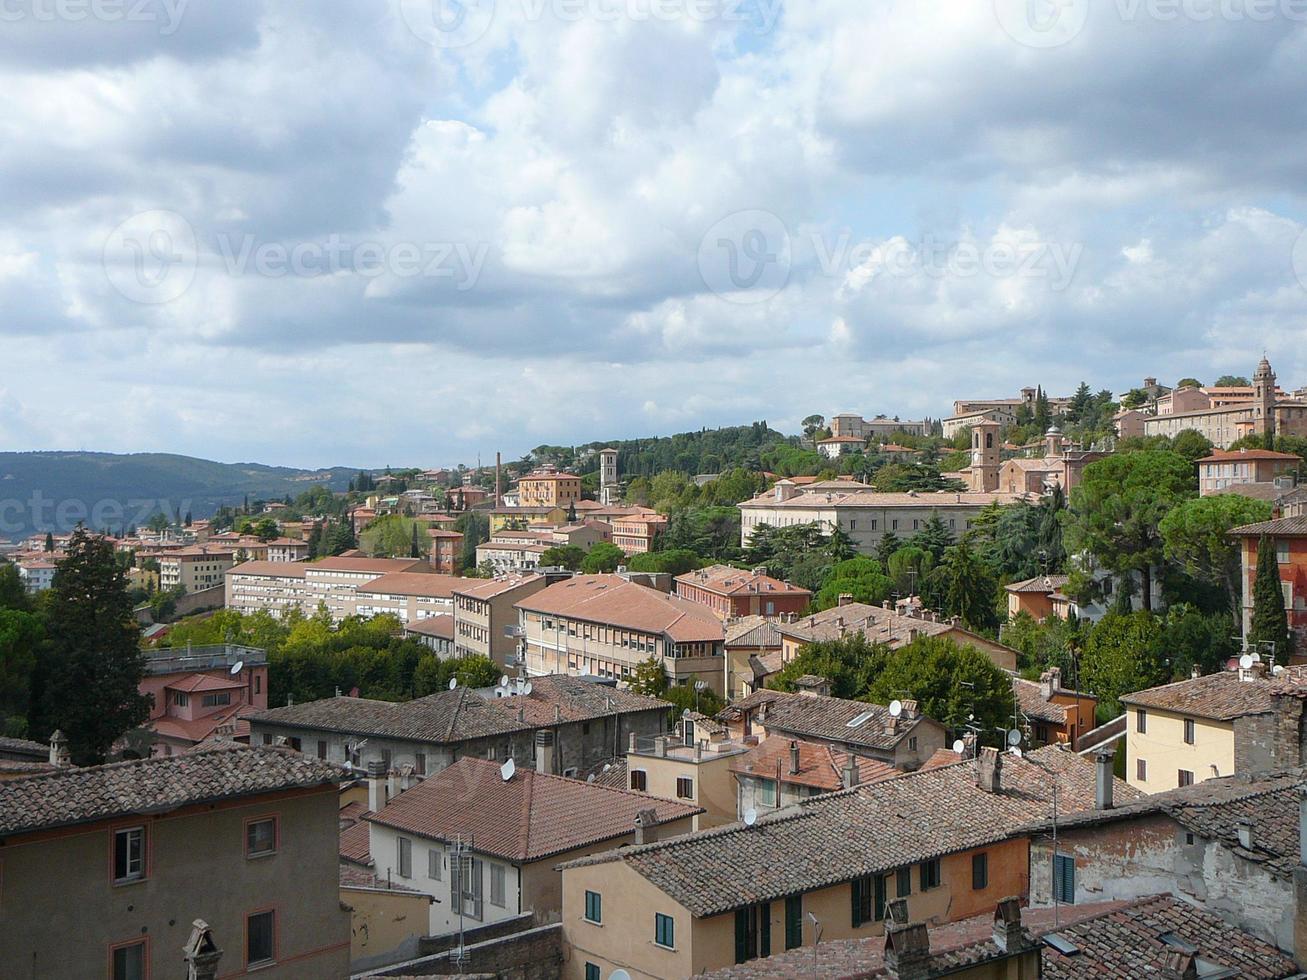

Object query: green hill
[0,452,355,537]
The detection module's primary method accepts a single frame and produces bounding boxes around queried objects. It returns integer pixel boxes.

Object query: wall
[1126,705,1234,792]
[374,921,563,979]
[626,749,740,827]
[0,786,349,979]
[343,883,433,970]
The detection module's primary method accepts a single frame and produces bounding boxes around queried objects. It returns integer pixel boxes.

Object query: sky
[3,0,1307,469]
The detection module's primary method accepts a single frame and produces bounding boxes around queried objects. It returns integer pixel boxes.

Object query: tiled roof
[675,564,812,599]
[1119,667,1307,720]
[515,574,725,643]
[724,616,783,649]
[356,572,464,598]
[452,573,542,600]
[1198,448,1302,462]
[0,746,344,837]
[225,560,308,578]
[717,688,939,752]
[403,614,454,640]
[563,746,1139,917]
[1229,516,1307,537]
[251,675,669,744]
[367,757,701,863]
[340,808,374,866]
[729,736,901,792]
[1005,574,1070,594]
[740,490,1035,509]
[0,735,48,760]
[308,557,430,574]
[775,602,1015,659]
[579,757,629,790]
[339,862,425,893]
[1012,677,1068,725]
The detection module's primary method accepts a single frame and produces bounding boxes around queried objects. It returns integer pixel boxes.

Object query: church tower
[970,419,1001,493]
[1253,355,1277,442]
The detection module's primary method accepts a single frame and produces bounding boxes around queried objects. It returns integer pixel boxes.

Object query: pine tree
[410,522,421,559]
[43,532,54,552]
[875,531,903,567]
[914,514,955,562]
[34,528,150,765]
[1250,534,1292,655]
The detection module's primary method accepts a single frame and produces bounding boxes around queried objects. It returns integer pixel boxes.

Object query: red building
[138,645,269,755]
[427,528,464,575]
[1231,516,1307,657]
[674,564,812,620]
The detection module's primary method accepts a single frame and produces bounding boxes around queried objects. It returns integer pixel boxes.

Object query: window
[247,909,275,968]
[655,912,675,949]
[585,965,601,980]
[908,736,917,751]
[758,778,778,807]
[1053,853,1075,904]
[1185,832,1195,846]
[111,940,146,980]
[585,890,602,924]
[1184,718,1195,745]
[851,874,888,926]
[415,752,426,776]
[785,895,802,950]
[245,817,277,858]
[380,748,392,769]
[173,691,189,707]
[630,769,647,792]
[397,837,412,878]
[972,851,988,890]
[201,692,232,708]
[1178,769,1194,787]
[452,855,484,920]
[676,776,694,799]
[316,740,327,760]
[896,865,911,897]
[429,849,442,880]
[1277,541,1291,564]
[734,903,770,963]
[113,827,145,884]
[262,733,273,746]
[490,864,506,908]
[1136,708,1147,734]
[1137,758,1148,782]
[919,858,941,890]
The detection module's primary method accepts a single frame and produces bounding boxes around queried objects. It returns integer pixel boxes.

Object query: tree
[1249,535,1292,656]
[44,532,54,552]
[1063,451,1195,611]
[629,656,669,697]
[326,520,357,556]
[887,546,934,597]
[933,540,1000,633]
[540,545,586,571]
[1169,429,1215,464]
[874,531,903,566]
[0,564,30,612]
[250,517,280,542]
[581,542,627,574]
[815,557,892,610]
[770,635,891,700]
[1079,611,1170,720]
[35,528,151,764]
[1215,375,1250,387]
[914,514,955,562]
[802,415,826,439]
[626,549,706,576]
[1175,377,1202,389]
[0,608,42,737]
[1160,495,1271,624]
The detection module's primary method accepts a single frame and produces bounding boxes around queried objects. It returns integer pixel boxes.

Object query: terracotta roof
[308,557,431,574]
[452,573,543,600]
[729,736,902,792]
[403,615,454,640]
[1120,666,1307,721]
[1229,516,1307,537]
[561,746,1139,917]
[918,748,963,770]
[0,736,48,760]
[1198,448,1302,463]
[717,688,940,752]
[1005,574,1070,594]
[724,616,783,649]
[165,672,243,694]
[367,757,701,863]
[675,565,811,599]
[775,603,1015,659]
[356,572,464,598]
[340,808,373,866]
[225,560,308,578]
[0,746,344,837]
[739,490,1035,509]
[251,675,669,744]
[515,574,724,643]
[1012,677,1072,725]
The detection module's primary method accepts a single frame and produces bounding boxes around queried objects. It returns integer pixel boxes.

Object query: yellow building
[624,716,752,828]
[518,470,583,508]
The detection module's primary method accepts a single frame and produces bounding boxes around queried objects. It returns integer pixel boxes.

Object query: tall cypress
[1250,534,1292,656]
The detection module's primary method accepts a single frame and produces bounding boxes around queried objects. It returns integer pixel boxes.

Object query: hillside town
[4,358,1307,978]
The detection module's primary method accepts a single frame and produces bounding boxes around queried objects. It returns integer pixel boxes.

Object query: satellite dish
[1010,746,1023,758]
[1006,728,1022,747]
[500,675,510,687]
[951,739,965,754]
[610,971,632,980]
[500,758,516,781]
[522,682,532,696]
[1239,654,1254,670]
[1273,664,1286,676]
[449,677,459,690]
[888,700,903,718]
[587,774,596,783]
[230,660,244,675]
[743,808,758,827]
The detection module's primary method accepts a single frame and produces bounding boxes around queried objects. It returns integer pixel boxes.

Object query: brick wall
[372,922,563,979]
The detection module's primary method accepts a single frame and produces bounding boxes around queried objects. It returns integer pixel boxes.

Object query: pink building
[139,645,269,756]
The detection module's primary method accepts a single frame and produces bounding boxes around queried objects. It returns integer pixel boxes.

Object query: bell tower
[1254,355,1276,442]
[970,419,1001,493]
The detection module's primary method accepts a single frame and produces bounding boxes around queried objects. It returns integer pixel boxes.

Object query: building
[623,714,752,828]
[0,746,350,978]
[817,434,867,458]
[515,574,727,692]
[366,756,700,936]
[518,469,584,508]
[403,613,454,656]
[1230,516,1307,651]
[224,555,434,621]
[717,688,947,769]
[828,413,929,440]
[139,644,269,755]
[339,863,433,972]
[249,674,670,782]
[476,537,549,574]
[1198,448,1300,496]
[16,557,56,593]
[427,528,463,574]
[940,408,1018,440]
[599,447,621,506]
[952,388,1074,420]
[612,513,668,555]
[1114,407,1149,440]
[0,734,55,780]
[991,427,1108,495]
[674,565,812,621]
[775,601,1019,672]
[559,746,1135,978]
[452,573,551,666]
[349,571,463,623]
[724,616,784,699]
[1005,574,1070,621]
[1120,663,1307,792]
[1012,668,1097,747]
[158,548,236,593]
[1025,767,1307,963]
[1143,357,1307,448]
[730,734,902,820]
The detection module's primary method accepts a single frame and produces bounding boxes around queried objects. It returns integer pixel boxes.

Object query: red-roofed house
[139,644,268,755]
[1198,448,1300,496]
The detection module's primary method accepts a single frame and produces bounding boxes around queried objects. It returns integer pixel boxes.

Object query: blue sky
[2,0,1307,468]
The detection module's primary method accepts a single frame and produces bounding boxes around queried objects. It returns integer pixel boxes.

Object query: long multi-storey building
[224,556,436,622]
[452,572,552,666]
[1143,357,1307,448]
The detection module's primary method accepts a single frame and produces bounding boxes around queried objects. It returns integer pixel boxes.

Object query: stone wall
[367,922,562,979]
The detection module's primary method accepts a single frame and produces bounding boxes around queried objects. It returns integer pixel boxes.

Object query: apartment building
[366,756,699,937]
[350,571,463,623]
[249,674,670,781]
[515,574,727,693]
[139,644,269,755]
[518,469,583,508]
[158,548,235,593]
[817,434,867,458]
[559,746,1133,978]
[1232,516,1307,649]
[0,747,349,979]
[731,734,903,820]
[940,408,1018,440]
[452,573,551,666]
[476,537,548,573]
[223,555,433,622]
[16,557,55,593]
[623,717,753,828]
[952,388,1074,419]
[1197,448,1300,496]
[675,565,812,621]
[612,513,668,555]
[402,613,454,656]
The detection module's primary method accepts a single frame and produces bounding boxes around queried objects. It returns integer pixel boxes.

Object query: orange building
[1231,516,1307,655]
[675,565,812,620]
[517,470,583,508]
[1197,448,1300,496]
[612,513,668,555]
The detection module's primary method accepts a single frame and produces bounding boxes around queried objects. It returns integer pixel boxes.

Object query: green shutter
[874,874,887,921]
[735,908,749,964]
[785,895,802,950]
[760,903,771,958]
[851,877,864,927]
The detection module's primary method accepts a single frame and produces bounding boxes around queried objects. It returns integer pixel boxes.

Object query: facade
[1143,358,1307,448]
[516,574,727,693]
[140,644,269,755]
[0,747,349,979]
[940,408,1018,440]
[1005,574,1070,621]
[518,469,583,508]
[817,435,866,458]
[624,717,752,828]
[1198,448,1299,496]
[16,557,55,593]
[724,616,783,700]
[427,528,464,575]
[350,571,462,623]
[249,674,671,783]
[366,756,700,936]
[674,565,812,621]
[1232,516,1307,651]
[952,388,1074,419]
[402,613,454,656]
[612,513,668,555]
[452,572,550,666]
[158,548,236,593]
[830,413,929,440]
[599,448,621,506]
[224,555,433,621]
[730,734,902,819]
[476,537,548,573]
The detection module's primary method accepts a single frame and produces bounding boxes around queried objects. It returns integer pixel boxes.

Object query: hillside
[0,452,354,536]
[532,421,795,479]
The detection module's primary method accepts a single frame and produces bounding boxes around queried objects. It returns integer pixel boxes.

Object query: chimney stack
[495,451,502,508]
[976,747,1002,794]
[788,740,800,776]
[838,593,854,607]
[842,754,860,789]
[883,900,931,980]
[1095,748,1115,810]
[47,729,69,768]
[534,729,555,775]
[1161,950,1199,980]
[182,919,223,980]
[633,808,658,846]
[367,760,387,813]
[1237,818,1254,850]
[991,898,1027,952]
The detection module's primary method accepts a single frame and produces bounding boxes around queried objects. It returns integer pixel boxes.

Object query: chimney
[495,451,502,508]
[182,919,223,980]
[838,593,855,607]
[883,903,931,980]
[1040,668,1061,700]
[628,731,638,753]
[900,699,918,720]
[991,898,1026,952]
[1191,664,1201,680]
[961,732,978,760]
[1095,748,1115,810]
[1237,818,1254,850]
[47,729,69,768]
[841,754,860,789]
[788,740,800,775]
[535,729,555,774]
[633,808,659,846]
[976,747,1002,794]
[1161,950,1199,980]
[367,760,387,813]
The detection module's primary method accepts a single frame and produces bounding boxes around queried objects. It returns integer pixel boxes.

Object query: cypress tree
[1250,534,1292,655]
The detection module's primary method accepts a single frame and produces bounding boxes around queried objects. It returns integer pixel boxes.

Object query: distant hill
[532,422,796,479]
[0,452,355,537]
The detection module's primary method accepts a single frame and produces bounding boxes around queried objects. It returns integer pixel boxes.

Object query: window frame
[109,937,150,980]
[784,894,802,950]
[630,769,648,792]
[585,964,601,980]
[245,908,277,970]
[919,857,941,891]
[111,825,147,886]
[896,865,912,897]
[1183,718,1195,745]
[972,851,988,891]
[1052,853,1075,905]
[490,863,507,908]
[1178,769,1194,788]
[1136,758,1148,782]
[397,836,413,879]
[584,890,602,924]
[244,815,279,859]
[429,848,442,881]
[676,775,694,800]
[1136,708,1147,734]
[654,912,675,949]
